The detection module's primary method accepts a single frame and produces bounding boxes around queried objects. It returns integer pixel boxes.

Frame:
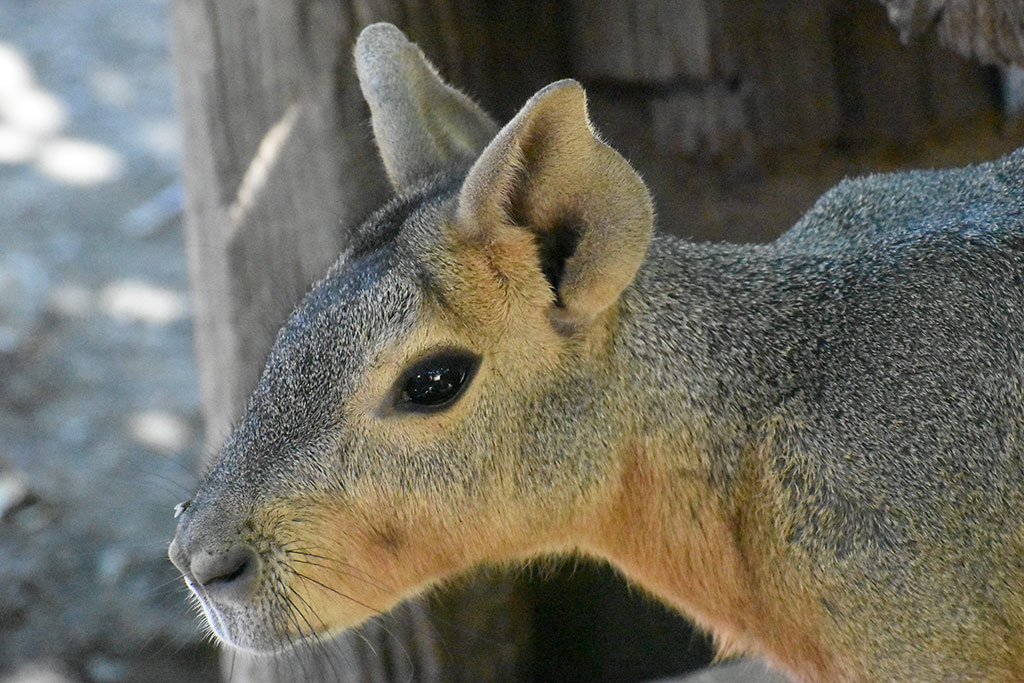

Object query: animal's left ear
[457,80,654,331]
[355,23,499,193]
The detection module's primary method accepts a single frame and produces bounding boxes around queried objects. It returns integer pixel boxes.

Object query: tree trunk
[170,1,1012,681]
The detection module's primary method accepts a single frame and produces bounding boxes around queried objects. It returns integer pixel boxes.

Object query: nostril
[218,558,249,584]
[190,545,258,592]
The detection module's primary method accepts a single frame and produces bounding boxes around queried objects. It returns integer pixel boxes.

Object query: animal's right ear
[457,80,654,333]
[355,23,499,194]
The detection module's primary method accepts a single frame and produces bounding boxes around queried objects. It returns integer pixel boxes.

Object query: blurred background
[0,0,216,681]
[1,1,1022,682]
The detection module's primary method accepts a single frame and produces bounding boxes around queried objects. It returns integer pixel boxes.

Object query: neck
[578,236,845,681]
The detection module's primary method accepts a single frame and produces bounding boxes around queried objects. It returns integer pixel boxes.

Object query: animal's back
[777,147,1024,253]
[762,170,1024,677]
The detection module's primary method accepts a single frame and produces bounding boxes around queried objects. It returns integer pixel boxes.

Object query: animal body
[170,22,1024,682]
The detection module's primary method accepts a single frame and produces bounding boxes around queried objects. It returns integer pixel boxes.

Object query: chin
[185,574,377,655]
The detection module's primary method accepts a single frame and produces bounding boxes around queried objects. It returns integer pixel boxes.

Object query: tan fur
[566,431,846,683]
[458,80,653,330]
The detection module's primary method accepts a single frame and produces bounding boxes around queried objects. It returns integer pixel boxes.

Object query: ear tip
[520,79,589,126]
[354,23,411,66]
[542,79,586,99]
[550,78,584,91]
[357,22,408,46]
[532,79,588,112]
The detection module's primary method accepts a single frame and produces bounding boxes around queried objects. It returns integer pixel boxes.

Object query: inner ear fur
[457,80,654,331]
[355,23,499,193]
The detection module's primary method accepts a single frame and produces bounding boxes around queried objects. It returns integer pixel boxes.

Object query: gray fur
[355,23,498,192]
[615,150,1024,676]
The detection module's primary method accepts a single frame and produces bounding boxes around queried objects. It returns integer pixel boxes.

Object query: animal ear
[355,23,500,193]
[457,80,653,331]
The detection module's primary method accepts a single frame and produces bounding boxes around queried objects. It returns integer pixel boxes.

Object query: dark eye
[396,350,480,412]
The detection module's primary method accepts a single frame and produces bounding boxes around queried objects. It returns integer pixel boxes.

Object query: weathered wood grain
[879,0,1024,66]
[570,0,715,83]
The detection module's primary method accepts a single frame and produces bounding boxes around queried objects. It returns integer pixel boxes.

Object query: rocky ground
[0,1,217,681]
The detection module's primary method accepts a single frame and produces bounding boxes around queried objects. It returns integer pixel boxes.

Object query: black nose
[169,536,259,599]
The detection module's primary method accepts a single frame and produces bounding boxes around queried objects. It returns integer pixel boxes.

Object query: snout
[167,496,270,646]
[169,534,260,601]
[169,494,262,601]
[167,491,386,652]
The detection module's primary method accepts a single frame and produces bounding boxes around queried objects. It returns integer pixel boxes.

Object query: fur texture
[169,23,1024,682]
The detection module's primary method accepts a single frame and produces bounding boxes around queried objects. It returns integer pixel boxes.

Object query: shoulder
[776,148,1024,255]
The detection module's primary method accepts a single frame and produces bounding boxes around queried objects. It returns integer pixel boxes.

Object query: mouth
[184,576,231,644]
[182,574,285,653]
[169,496,413,654]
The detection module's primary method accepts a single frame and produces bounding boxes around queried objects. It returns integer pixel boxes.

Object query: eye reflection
[395,350,479,412]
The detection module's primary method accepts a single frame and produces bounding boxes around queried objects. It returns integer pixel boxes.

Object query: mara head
[169,22,653,653]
